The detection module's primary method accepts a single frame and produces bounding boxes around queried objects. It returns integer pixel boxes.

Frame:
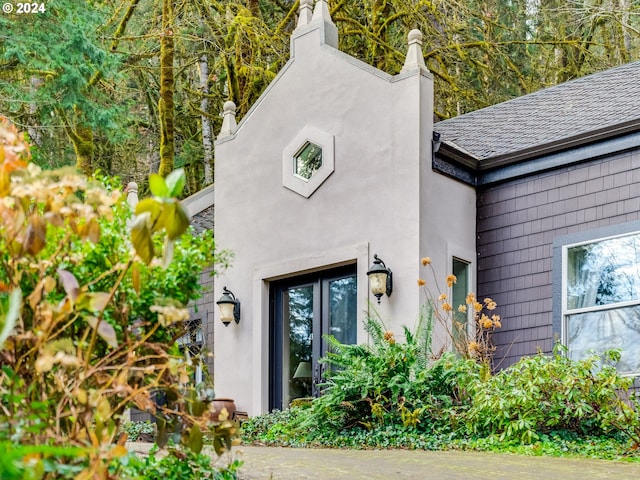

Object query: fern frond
[415,302,435,371]
[363,310,387,346]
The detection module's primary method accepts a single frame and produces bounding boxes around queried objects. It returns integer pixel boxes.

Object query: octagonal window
[283,126,334,198]
[294,142,323,180]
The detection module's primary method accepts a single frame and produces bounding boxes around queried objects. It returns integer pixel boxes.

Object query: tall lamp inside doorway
[367,254,393,304]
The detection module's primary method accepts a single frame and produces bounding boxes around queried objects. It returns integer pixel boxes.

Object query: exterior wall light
[216,287,241,326]
[367,254,393,303]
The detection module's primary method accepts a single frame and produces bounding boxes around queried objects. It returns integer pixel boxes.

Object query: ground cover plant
[242,260,640,461]
[0,118,239,478]
[114,446,242,480]
[118,421,157,442]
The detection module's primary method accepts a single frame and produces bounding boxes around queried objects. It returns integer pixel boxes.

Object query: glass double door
[270,265,357,410]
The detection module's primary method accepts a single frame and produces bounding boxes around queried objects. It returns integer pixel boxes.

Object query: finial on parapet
[218,100,237,139]
[125,182,138,209]
[401,29,428,73]
[310,0,338,48]
[291,0,338,53]
[297,0,314,27]
[312,0,332,23]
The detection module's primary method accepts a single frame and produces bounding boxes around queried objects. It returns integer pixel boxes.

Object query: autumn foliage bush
[0,117,237,478]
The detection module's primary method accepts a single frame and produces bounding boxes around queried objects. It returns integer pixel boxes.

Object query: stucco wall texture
[477,148,640,368]
[213,19,476,414]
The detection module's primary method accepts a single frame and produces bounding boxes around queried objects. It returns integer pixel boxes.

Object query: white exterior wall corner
[420,131,477,350]
[213,24,465,415]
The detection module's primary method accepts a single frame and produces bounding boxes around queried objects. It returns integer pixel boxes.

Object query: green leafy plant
[464,346,640,445]
[243,346,640,457]
[288,306,472,438]
[241,256,640,457]
[119,421,157,442]
[0,117,237,478]
[0,442,89,480]
[240,407,310,446]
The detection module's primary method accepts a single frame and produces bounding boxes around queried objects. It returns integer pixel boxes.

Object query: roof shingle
[434,61,640,163]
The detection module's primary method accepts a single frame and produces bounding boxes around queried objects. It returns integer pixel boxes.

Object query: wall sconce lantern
[216,287,241,326]
[367,254,393,303]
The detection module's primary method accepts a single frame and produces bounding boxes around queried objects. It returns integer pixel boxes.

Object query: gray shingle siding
[187,204,216,374]
[191,204,215,233]
[477,147,640,368]
[187,266,216,376]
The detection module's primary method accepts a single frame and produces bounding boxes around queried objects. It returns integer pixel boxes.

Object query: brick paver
[128,443,640,480]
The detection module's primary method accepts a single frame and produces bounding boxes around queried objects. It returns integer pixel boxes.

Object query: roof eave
[437,142,479,170]
[479,118,640,169]
[438,118,640,173]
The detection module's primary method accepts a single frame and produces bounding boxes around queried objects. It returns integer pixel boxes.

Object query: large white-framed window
[562,231,640,375]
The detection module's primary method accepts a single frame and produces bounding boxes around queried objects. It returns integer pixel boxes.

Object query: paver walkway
[128,443,640,480]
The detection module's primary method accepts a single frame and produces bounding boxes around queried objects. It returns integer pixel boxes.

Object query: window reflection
[567,306,640,374]
[285,286,313,404]
[567,234,640,309]
[565,232,640,374]
[329,276,357,346]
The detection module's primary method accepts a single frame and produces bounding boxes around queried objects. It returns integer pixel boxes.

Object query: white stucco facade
[213,2,476,415]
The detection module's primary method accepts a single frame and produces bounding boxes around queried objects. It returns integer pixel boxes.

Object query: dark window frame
[269,264,357,411]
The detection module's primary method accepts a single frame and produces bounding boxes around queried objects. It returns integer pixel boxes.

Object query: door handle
[313,363,320,396]
[312,363,327,396]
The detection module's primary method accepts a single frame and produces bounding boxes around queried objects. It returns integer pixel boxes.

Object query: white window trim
[282,125,335,198]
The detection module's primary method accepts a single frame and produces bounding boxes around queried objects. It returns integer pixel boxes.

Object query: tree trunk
[620,0,632,60]
[158,0,175,178]
[57,108,94,176]
[199,54,213,185]
[72,124,94,176]
[28,76,42,146]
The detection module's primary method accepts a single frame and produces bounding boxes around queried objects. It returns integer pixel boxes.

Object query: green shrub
[288,307,478,438]
[0,119,237,477]
[0,442,89,480]
[241,258,640,457]
[242,329,640,456]
[465,347,640,444]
